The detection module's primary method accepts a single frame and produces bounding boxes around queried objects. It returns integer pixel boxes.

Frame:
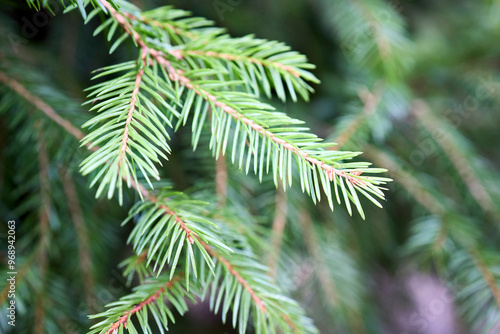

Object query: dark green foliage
[1,0,500,333]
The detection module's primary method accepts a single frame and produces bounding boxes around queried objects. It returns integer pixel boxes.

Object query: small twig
[469,249,500,309]
[413,100,500,221]
[268,184,287,279]
[0,72,89,148]
[34,124,51,334]
[198,240,266,313]
[117,49,148,167]
[105,276,182,334]
[215,154,228,208]
[333,83,384,149]
[61,168,97,314]
[297,210,338,306]
[178,50,301,77]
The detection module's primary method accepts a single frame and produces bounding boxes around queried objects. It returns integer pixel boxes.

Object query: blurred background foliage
[1,0,500,333]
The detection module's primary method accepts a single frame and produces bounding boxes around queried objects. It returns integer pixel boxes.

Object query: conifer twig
[216,154,227,208]
[413,100,499,220]
[117,49,148,168]
[175,50,302,77]
[61,168,97,313]
[297,210,338,306]
[0,72,89,147]
[100,0,368,187]
[0,69,318,331]
[105,275,183,334]
[333,84,383,148]
[35,125,51,334]
[199,240,266,312]
[268,185,287,279]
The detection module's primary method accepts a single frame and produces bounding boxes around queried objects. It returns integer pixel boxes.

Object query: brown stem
[0,72,197,245]
[178,50,301,77]
[469,249,500,309]
[61,168,97,314]
[0,72,89,148]
[413,100,499,221]
[216,154,228,208]
[105,276,182,334]
[333,84,383,149]
[198,240,266,313]
[117,49,147,167]
[297,210,338,306]
[35,124,51,334]
[268,185,287,278]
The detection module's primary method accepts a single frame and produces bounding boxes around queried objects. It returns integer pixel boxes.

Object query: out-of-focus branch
[268,185,287,278]
[333,83,383,149]
[61,169,97,314]
[35,125,51,334]
[413,100,499,221]
[297,210,338,306]
[216,155,227,208]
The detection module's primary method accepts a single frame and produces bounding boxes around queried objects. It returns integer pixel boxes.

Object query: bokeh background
[1,0,500,333]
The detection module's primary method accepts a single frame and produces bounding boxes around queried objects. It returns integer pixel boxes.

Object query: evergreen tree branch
[103,275,183,334]
[413,100,500,220]
[200,240,266,313]
[87,2,388,216]
[363,144,447,215]
[178,49,302,78]
[0,71,222,281]
[332,84,383,149]
[469,248,500,309]
[81,0,391,217]
[117,49,148,175]
[0,72,90,148]
[35,124,51,334]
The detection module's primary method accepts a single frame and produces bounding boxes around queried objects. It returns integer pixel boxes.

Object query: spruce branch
[332,84,384,149]
[60,168,97,314]
[0,70,227,287]
[81,0,390,217]
[469,248,500,310]
[378,143,500,331]
[0,69,315,332]
[0,72,89,147]
[197,236,318,334]
[413,100,500,221]
[89,275,189,334]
